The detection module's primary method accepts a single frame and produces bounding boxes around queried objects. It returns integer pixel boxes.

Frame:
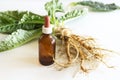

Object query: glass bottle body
[39,34,56,66]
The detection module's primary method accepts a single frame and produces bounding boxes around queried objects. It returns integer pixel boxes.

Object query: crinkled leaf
[0,11,27,26]
[19,11,44,24]
[0,28,42,52]
[70,1,120,12]
[45,0,64,15]
[0,11,44,33]
[0,23,42,33]
[59,9,88,22]
[45,0,64,24]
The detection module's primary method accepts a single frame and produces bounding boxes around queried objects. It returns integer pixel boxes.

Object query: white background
[0,0,120,80]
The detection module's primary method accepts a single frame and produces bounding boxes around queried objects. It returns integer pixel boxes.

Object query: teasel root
[53,26,114,72]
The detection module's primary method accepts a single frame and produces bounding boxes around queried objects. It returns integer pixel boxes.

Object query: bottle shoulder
[39,34,56,43]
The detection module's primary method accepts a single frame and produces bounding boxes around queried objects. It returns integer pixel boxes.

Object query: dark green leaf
[70,1,120,12]
[0,11,27,26]
[0,11,44,33]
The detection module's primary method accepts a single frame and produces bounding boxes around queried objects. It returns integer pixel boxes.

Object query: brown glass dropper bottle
[38,16,56,66]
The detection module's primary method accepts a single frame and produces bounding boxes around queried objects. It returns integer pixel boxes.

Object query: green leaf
[70,1,120,12]
[45,0,64,14]
[45,0,64,24]
[0,23,42,33]
[0,11,44,33]
[59,9,88,22]
[0,11,27,26]
[19,12,44,24]
[0,28,42,52]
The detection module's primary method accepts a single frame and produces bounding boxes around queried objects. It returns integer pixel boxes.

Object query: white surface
[0,0,120,80]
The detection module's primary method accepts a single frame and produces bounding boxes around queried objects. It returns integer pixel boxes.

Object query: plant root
[54,27,115,72]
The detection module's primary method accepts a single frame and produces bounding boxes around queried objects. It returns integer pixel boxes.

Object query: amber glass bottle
[39,16,56,66]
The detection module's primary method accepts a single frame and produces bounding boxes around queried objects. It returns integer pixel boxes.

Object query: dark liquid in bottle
[39,34,55,66]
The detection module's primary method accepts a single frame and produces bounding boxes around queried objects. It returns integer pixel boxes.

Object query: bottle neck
[42,25,52,34]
